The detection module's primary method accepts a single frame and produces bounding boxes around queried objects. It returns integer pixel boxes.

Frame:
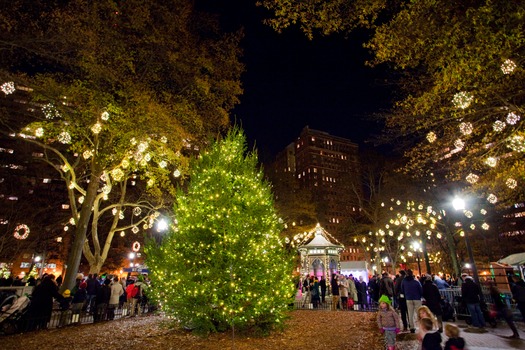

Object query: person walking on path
[461,276,486,332]
[377,294,401,350]
[401,269,423,333]
[511,275,525,325]
[489,281,520,338]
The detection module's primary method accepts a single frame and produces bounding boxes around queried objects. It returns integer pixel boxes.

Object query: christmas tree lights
[146,129,295,333]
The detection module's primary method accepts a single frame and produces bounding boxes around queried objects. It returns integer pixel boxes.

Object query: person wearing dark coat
[94,279,111,322]
[26,274,63,330]
[319,276,327,304]
[460,276,485,330]
[395,270,409,331]
[357,276,368,310]
[422,276,443,332]
[330,274,339,311]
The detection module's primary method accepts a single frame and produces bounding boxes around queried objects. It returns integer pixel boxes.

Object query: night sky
[202,1,393,162]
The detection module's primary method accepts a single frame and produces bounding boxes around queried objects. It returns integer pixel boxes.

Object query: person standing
[331,274,340,311]
[461,276,486,332]
[339,275,349,310]
[348,274,358,309]
[85,273,100,313]
[379,272,395,301]
[357,275,368,310]
[395,270,409,331]
[401,269,423,333]
[422,275,444,332]
[319,276,327,304]
[311,276,321,308]
[26,274,63,330]
[108,276,124,320]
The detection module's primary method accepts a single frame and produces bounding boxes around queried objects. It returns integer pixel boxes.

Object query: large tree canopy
[0,0,243,289]
[261,0,525,208]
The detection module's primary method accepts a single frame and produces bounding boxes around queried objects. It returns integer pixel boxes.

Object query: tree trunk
[60,171,101,292]
[444,228,460,277]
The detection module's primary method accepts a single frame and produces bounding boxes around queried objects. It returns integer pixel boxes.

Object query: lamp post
[413,242,422,277]
[452,197,480,285]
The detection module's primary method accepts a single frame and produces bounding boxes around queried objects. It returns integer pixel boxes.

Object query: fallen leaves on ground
[1,310,419,350]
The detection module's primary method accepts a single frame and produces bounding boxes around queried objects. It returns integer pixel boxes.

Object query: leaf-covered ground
[2,310,419,350]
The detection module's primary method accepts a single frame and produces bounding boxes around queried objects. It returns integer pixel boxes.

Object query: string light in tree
[35,127,44,137]
[427,132,437,143]
[42,103,60,119]
[508,135,525,152]
[487,194,498,204]
[466,173,479,184]
[485,157,497,167]
[459,122,473,135]
[120,231,125,237]
[506,178,518,189]
[13,224,30,239]
[111,168,124,181]
[91,122,102,134]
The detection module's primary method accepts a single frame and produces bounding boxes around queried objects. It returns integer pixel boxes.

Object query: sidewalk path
[396,320,525,350]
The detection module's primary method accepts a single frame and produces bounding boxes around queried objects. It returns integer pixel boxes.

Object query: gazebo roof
[298,223,344,250]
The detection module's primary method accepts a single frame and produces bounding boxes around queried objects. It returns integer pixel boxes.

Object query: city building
[271,126,361,241]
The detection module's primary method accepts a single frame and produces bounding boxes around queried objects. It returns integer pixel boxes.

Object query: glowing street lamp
[452,196,480,285]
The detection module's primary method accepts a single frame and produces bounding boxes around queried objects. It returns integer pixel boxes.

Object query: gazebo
[297,223,344,282]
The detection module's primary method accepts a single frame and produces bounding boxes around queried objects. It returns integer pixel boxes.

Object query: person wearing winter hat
[377,293,401,350]
[58,289,72,327]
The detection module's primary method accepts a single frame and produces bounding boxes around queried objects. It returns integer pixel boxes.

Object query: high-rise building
[271,126,361,241]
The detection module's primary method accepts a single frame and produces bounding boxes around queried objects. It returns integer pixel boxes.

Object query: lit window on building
[8,196,18,201]
[32,152,44,157]
[62,204,70,209]
[43,178,52,183]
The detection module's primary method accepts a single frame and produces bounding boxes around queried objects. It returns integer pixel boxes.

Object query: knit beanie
[379,294,392,305]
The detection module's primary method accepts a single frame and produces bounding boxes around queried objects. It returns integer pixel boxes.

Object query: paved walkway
[397,320,525,349]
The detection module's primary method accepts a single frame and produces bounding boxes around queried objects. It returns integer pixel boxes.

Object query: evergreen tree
[146,129,295,334]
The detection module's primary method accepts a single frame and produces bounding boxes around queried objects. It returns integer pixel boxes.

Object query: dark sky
[201,1,392,162]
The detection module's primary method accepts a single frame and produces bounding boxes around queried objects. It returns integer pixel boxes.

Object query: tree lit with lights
[146,129,295,334]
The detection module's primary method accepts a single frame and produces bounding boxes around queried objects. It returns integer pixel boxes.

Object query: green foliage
[261,0,525,208]
[146,129,295,334]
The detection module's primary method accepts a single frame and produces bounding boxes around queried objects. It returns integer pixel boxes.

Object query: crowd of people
[300,269,525,349]
[0,272,151,331]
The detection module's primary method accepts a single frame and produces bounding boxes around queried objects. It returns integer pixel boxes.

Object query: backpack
[130,284,141,298]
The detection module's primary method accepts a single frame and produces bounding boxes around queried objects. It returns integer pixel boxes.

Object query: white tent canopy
[498,252,525,266]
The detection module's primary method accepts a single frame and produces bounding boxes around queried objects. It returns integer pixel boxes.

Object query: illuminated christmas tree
[146,128,295,333]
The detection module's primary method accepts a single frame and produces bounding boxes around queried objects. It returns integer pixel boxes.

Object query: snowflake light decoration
[173,169,181,178]
[487,193,498,204]
[493,120,506,132]
[452,91,474,109]
[426,132,437,143]
[121,159,130,169]
[459,122,473,135]
[454,139,465,150]
[501,59,517,74]
[35,127,44,137]
[101,111,110,121]
[508,135,525,152]
[83,150,93,159]
[485,157,497,167]
[159,160,167,168]
[91,122,102,134]
[1,81,15,95]
[133,207,142,216]
[42,103,60,119]
[58,131,71,144]
[78,196,85,204]
[160,136,168,143]
[112,208,118,216]
[132,226,140,234]
[111,168,124,181]
[506,112,521,125]
[506,178,518,189]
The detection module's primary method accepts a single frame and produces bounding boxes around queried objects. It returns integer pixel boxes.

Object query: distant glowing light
[160,136,168,143]
[506,178,518,189]
[173,169,181,178]
[111,168,124,181]
[43,103,60,119]
[83,150,93,159]
[101,111,110,121]
[35,127,44,137]
[508,135,525,152]
[58,131,71,144]
[159,160,167,168]
[91,122,102,134]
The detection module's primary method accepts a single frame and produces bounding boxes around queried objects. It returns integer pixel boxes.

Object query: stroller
[455,296,497,328]
[0,294,31,335]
